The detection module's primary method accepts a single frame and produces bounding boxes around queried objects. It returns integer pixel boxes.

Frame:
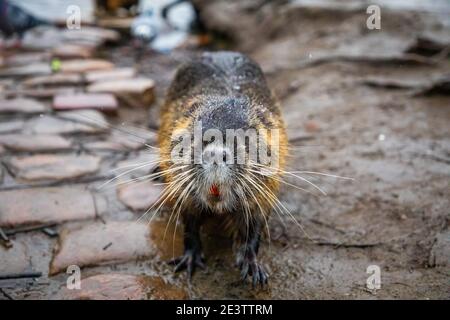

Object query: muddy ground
[1,0,449,299]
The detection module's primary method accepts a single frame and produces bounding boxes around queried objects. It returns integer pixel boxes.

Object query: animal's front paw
[168,250,206,279]
[239,257,269,288]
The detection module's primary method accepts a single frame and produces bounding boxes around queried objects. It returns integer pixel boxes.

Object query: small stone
[117,181,163,212]
[22,73,83,87]
[0,63,52,77]
[85,68,136,83]
[0,98,48,114]
[429,230,450,267]
[53,93,118,112]
[0,134,72,152]
[0,187,104,228]
[55,274,187,300]
[24,110,108,135]
[87,78,155,106]
[60,59,114,73]
[49,221,154,275]
[6,154,101,181]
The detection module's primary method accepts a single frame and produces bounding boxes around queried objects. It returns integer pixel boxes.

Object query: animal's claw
[239,258,268,288]
[168,250,206,279]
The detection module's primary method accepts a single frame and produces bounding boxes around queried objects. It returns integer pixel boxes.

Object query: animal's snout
[202,144,232,167]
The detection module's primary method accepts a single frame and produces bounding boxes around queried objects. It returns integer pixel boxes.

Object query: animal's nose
[202,144,231,166]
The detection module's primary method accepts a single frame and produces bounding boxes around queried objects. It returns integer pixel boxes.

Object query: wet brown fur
[158,51,287,238]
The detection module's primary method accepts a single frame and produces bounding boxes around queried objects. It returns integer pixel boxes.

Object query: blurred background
[0,0,449,300]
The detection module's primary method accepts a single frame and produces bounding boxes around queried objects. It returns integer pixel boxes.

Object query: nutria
[158,51,287,286]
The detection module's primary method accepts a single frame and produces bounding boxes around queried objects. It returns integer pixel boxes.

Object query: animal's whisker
[249,162,328,195]
[243,170,314,242]
[137,169,194,226]
[72,111,160,151]
[108,158,167,173]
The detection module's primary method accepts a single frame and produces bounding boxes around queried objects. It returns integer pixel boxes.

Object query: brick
[6,154,101,181]
[117,181,163,212]
[53,93,118,112]
[61,27,120,44]
[60,59,114,73]
[0,240,30,274]
[87,78,155,106]
[24,110,108,135]
[4,52,50,66]
[0,120,24,134]
[49,222,154,275]
[85,68,135,83]
[0,98,48,114]
[115,152,160,180]
[22,73,83,87]
[0,187,104,228]
[0,63,52,77]
[0,134,72,152]
[52,44,94,59]
[3,87,76,99]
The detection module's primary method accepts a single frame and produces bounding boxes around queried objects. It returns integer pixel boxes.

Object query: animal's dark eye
[223,150,227,162]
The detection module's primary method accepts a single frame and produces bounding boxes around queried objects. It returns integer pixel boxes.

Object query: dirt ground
[0,0,449,299]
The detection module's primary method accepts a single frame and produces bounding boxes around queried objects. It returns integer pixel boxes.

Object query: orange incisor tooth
[210,184,220,197]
